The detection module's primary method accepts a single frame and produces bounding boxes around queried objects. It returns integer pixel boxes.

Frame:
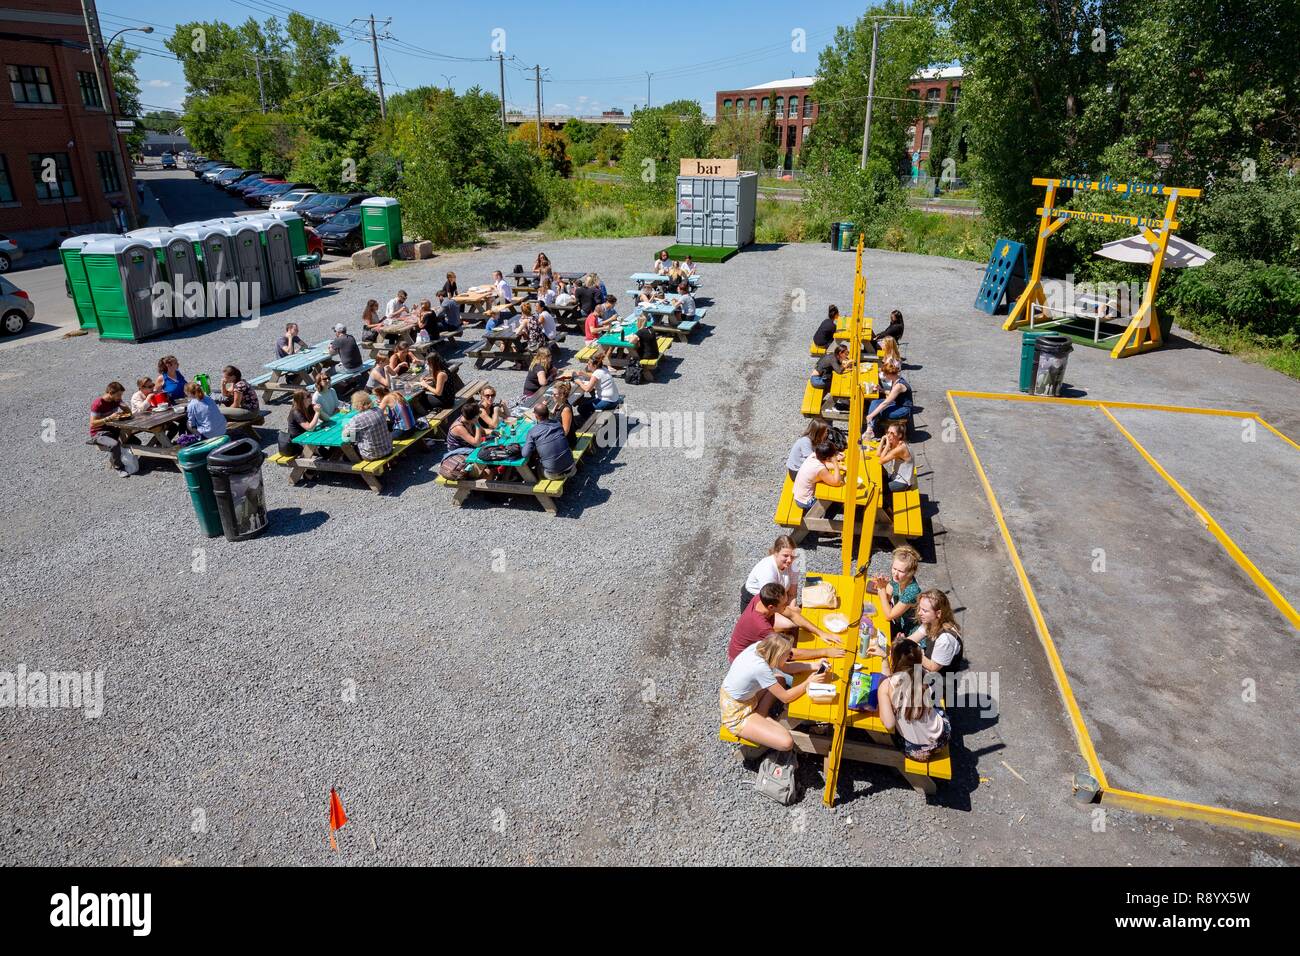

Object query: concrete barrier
[398,240,434,260]
[352,243,391,269]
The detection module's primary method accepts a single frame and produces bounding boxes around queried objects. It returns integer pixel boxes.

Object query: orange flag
[328,788,348,851]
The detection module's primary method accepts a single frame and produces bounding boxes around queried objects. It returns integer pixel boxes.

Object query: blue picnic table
[629,273,701,288]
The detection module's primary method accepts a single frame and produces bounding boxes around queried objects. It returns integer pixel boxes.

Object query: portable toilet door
[359,196,402,259]
[229,221,270,306]
[82,236,173,341]
[263,210,307,258]
[196,225,238,286]
[59,234,113,332]
[259,220,298,301]
[163,234,206,328]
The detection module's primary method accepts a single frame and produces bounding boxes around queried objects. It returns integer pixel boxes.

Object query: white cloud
[146,79,173,88]
[551,102,569,111]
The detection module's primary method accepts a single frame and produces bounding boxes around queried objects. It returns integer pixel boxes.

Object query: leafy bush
[1164,259,1300,344]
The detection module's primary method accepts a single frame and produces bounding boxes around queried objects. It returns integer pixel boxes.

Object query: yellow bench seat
[774,474,806,528]
[893,488,922,538]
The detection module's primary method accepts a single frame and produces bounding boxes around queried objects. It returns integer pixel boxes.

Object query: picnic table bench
[810,318,880,357]
[774,447,883,546]
[364,317,421,358]
[98,402,265,466]
[252,344,340,403]
[435,407,611,514]
[266,407,431,493]
[801,369,880,420]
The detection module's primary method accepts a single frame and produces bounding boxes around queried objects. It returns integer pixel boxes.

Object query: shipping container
[675,173,757,248]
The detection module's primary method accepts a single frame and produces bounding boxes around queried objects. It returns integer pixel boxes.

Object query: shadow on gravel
[263,506,329,536]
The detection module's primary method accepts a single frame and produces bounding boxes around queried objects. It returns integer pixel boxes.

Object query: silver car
[0,275,35,334]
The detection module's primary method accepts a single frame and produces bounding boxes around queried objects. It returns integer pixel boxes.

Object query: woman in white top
[909,589,964,674]
[539,278,557,309]
[310,369,342,425]
[653,250,671,275]
[130,376,157,413]
[741,535,800,614]
[576,353,621,410]
[719,634,826,751]
[874,421,915,516]
[878,638,951,761]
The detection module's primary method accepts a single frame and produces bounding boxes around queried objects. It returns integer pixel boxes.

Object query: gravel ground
[1,236,1297,866]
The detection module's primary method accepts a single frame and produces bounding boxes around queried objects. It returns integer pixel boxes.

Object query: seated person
[813,305,840,350]
[876,334,902,368]
[521,402,576,480]
[90,381,138,475]
[217,365,261,422]
[360,299,384,344]
[283,389,317,452]
[728,582,843,661]
[155,355,187,402]
[719,634,827,751]
[521,347,567,403]
[388,345,417,376]
[310,369,343,423]
[869,308,904,351]
[412,299,435,340]
[575,276,601,317]
[627,314,659,364]
[185,381,227,439]
[130,376,159,413]
[653,250,671,275]
[385,289,410,319]
[741,535,800,615]
[786,417,831,482]
[908,589,965,675]
[554,280,577,310]
[515,302,546,353]
[791,441,844,511]
[575,353,622,411]
[277,321,307,357]
[443,400,487,476]
[538,305,559,343]
[418,353,463,411]
[811,341,851,399]
[538,277,557,309]
[584,304,613,344]
[871,544,923,635]
[681,255,697,276]
[877,638,950,762]
[328,324,365,372]
[533,381,575,442]
[438,271,458,297]
[477,386,504,430]
[434,290,463,333]
[366,361,394,391]
[341,390,393,461]
[864,357,913,439]
[372,385,419,438]
[492,270,514,309]
[875,421,915,516]
[674,283,696,320]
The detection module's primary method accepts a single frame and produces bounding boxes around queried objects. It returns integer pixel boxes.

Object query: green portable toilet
[59,234,114,331]
[360,196,402,259]
[82,236,174,341]
[261,210,308,258]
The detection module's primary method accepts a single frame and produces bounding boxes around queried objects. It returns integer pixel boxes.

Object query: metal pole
[535,65,542,149]
[368,15,386,119]
[646,72,651,109]
[498,53,506,129]
[254,52,266,112]
[859,20,880,169]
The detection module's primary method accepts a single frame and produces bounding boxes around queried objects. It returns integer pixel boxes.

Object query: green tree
[290,74,381,190]
[593,124,625,165]
[107,41,144,154]
[619,100,708,201]
[513,122,572,177]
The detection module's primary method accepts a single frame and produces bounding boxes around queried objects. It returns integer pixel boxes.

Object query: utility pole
[253,52,266,113]
[535,65,542,149]
[859,20,880,169]
[646,72,651,109]
[81,0,140,229]
[353,15,390,118]
[498,53,506,129]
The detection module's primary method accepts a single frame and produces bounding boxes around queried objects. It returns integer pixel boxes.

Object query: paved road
[0,165,263,353]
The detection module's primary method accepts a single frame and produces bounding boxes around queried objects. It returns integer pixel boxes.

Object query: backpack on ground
[624,362,643,386]
[755,748,798,805]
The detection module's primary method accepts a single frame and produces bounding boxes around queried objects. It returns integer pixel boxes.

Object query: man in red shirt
[727,583,845,662]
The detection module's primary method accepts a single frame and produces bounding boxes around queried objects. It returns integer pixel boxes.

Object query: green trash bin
[177,436,231,538]
[838,222,857,251]
[1019,330,1045,393]
[295,254,322,292]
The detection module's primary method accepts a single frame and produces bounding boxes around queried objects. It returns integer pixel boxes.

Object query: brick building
[0,0,138,247]
[714,77,820,168]
[904,66,963,168]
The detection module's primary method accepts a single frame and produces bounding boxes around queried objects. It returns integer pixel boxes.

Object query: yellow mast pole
[841,234,866,578]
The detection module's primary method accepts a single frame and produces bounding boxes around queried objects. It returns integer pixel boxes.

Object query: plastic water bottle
[196,373,210,395]
[858,614,876,659]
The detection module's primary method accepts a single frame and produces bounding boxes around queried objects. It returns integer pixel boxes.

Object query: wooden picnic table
[454,285,496,321]
[366,317,420,357]
[99,404,189,460]
[468,327,540,369]
[283,408,428,493]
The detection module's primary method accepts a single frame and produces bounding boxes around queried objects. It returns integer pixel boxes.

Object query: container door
[62,252,98,330]
[125,248,172,338]
[236,232,270,305]
[706,178,739,247]
[85,254,128,338]
[676,179,706,245]
[204,236,236,284]
[167,239,205,327]
[361,207,385,252]
[265,225,297,300]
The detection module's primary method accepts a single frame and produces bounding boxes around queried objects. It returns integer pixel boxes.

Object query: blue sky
[98,0,868,115]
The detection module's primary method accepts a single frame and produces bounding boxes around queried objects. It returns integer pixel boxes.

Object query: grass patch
[1175,324,1300,380]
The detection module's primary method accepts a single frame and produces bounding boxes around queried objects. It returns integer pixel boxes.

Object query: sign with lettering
[680,158,738,178]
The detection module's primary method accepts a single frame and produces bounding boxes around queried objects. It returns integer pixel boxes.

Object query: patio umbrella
[1094,233,1215,268]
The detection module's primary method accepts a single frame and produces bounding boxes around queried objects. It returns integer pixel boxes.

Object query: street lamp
[95,24,153,230]
[440,74,456,90]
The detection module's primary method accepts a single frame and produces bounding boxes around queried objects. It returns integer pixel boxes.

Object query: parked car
[270,189,317,211]
[219,169,262,191]
[204,165,238,183]
[255,181,315,208]
[290,192,333,215]
[234,176,282,201]
[0,275,34,334]
[315,208,364,255]
[300,191,373,225]
[160,153,176,169]
[305,225,323,258]
[0,234,22,273]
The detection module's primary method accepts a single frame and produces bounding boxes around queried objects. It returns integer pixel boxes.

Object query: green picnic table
[291,409,358,448]
[467,416,535,468]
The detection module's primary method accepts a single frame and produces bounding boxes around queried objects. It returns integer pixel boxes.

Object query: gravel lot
[1,236,1297,866]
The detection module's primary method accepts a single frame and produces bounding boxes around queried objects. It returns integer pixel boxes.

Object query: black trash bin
[1030,334,1073,396]
[207,437,268,541]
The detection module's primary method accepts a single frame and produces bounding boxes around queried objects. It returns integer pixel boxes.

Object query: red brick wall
[714,86,820,153]
[904,76,961,160]
[0,0,138,235]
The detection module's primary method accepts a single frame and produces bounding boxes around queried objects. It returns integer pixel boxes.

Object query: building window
[926,88,941,115]
[722,98,732,113]
[0,156,13,203]
[735,99,744,113]
[28,152,77,199]
[802,126,811,143]
[78,71,103,108]
[748,98,757,112]
[950,86,960,107]
[789,95,799,118]
[97,151,122,194]
[775,96,784,117]
[761,97,770,114]
[921,126,933,152]
[803,99,813,118]
[8,64,55,104]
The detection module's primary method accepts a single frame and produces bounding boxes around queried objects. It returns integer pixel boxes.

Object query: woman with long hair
[719,633,826,751]
[875,421,915,516]
[786,416,832,482]
[910,589,964,674]
[360,298,383,344]
[878,638,950,761]
[813,304,840,350]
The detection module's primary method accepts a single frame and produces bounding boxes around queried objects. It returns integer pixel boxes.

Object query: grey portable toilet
[82,236,174,341]
[128,228,204,327]
[248,217,298,302]
[227,219,270,306]
[175,222,238,287]
[675,171,758,248]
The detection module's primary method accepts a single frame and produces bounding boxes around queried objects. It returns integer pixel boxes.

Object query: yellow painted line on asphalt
[1098,405,1300,631]
[1101,787,1300,840]
[1255,415,1300,452]
[945,392,1108,787]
